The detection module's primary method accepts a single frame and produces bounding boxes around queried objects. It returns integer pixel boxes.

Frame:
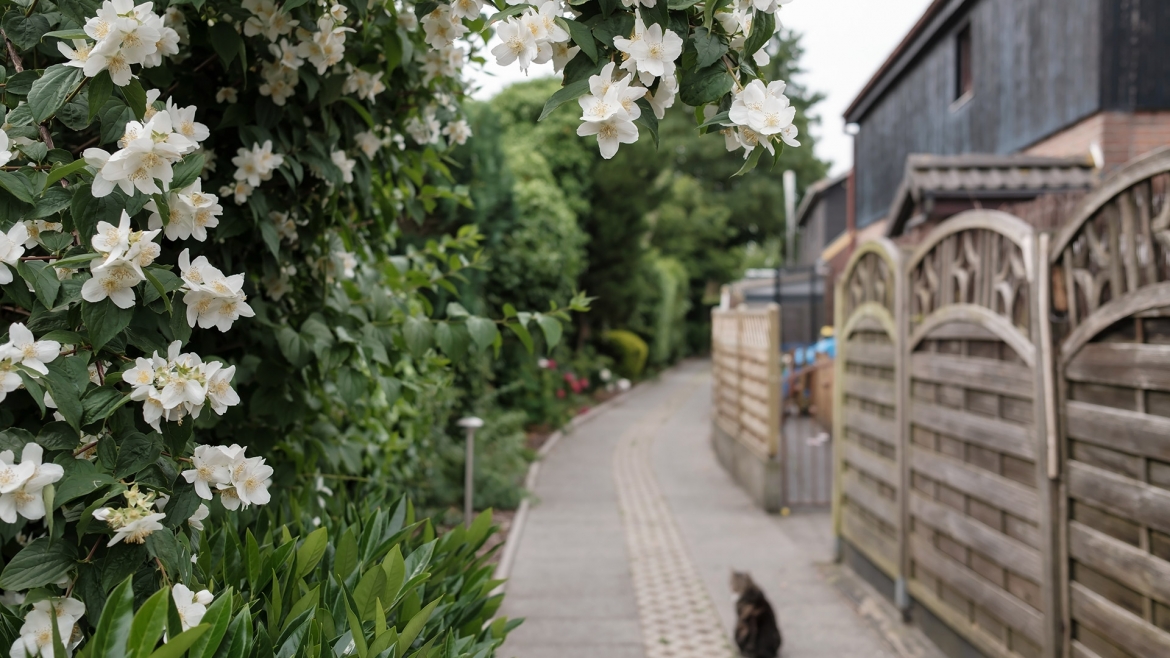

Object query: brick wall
[1025,111,1170,169]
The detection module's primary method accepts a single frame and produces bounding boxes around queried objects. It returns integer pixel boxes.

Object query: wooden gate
[832,239,905,581]
[903,211,1056,658]
[1049,147,1170,658]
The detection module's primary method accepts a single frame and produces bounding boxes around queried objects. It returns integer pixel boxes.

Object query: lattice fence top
[840,239,902,322]
[1049,148,1170,346]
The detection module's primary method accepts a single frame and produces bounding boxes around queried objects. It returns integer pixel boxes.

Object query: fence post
[767,303,781,459]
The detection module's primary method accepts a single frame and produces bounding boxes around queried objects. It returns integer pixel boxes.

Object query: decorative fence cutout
[834,148,1170,658]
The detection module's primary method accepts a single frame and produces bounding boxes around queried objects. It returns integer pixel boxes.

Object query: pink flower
[556,389,566,399]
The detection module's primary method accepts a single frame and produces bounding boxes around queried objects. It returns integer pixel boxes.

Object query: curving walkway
[499,360,917,658]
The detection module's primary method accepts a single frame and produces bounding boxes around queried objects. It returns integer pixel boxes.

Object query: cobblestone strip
[613,382,735,658]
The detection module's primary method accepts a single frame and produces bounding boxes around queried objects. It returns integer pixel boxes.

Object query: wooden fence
[833,147,1170,658]
[712,304,781,459]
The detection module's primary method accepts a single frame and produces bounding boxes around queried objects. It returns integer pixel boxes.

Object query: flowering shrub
[0,0,593,651]
[477,0,801,171]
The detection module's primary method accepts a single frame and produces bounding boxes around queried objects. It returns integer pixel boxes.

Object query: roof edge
[843,0,957,123]
[795,171,850,228]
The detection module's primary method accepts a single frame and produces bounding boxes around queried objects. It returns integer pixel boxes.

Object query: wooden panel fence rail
[711,304,781,459]
[831,147,1170,658]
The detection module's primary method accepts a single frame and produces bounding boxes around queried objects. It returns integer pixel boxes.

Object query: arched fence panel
[1050,147,1170,658]
[903,212,1055,658]
[832,239,905,582]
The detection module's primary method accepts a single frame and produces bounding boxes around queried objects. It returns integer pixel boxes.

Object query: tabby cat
[730,570,782,658]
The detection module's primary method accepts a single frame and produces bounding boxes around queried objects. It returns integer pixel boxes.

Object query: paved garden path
[499,360,910,658]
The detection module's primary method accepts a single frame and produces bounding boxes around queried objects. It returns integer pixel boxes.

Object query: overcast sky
[466,0,936,177]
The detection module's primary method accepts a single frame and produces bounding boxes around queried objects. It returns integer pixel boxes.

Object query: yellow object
[780,507,791,517]
[820,325,834,338]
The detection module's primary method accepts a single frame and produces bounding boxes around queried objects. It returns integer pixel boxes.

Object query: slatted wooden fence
[711,304,781,459]
[833,147,1170,658]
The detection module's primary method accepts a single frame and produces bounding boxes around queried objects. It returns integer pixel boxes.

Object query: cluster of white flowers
[80,211,160,309]
[248,1,354,106]
[724,79,799,157]
[0,444,64,524]
[421,5,469,50]
[172,585,213,631]
[181,444,273,510]
[122,340,241,430]
[9,597,84,658]
[342,66,386,102]
[92,485,167,546]
[0,324,61,403]
[224,140,285,204]
[145,179,224,242]
[84,95,208,198]
[60,0,181,86]
[178,250,255,332]
[575,63,643,160]
[491,1,572,73]
[422,45,464,83]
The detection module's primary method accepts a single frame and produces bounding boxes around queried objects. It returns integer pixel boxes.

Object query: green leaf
[209,22,243,69]
[680,63,734,107]
[634,98,659,148]
[162,482,201,529]
[697,109,731,130]
[743,9,774,56]
[44,159,88,190]
[146,624,209,658]
[335,528,359,579]
[3,12,50,50]
[538,78,591,121]
[465,317,499,351]
[188,589,232,658]
[16,371,46,416]
[667,0,701,8]
[340,97,375,128]
[276,326,311,368]
[37,421,79,450]
[535,314,563,348]
[354,568,387,620]
[396,599,439,655]
[114,432,161,479]
[82,386,129,425]
[0,538,77,589]
[145,529,182,578]
[87,70,114,122]
[121,78,147,120]
[161,419,193,456]
[42,28,90,40]
[141,268,173,315]
[506,321,534,353]
[0,170,37,203]
[127,588,170,658]
[169,153,204,191]
[403,316,433,357]
[18,260,60,308]
[282,586,319,634]
[691,27,728,69]
[28,64,84,123]
[435,323,470,361]
[733,144,764,177]
[295,527,328,581]
[485,3,527,23]
[43,366,83,432]
[219,610,252,658]
[53,458,115,507]
[561,18,597,63]
[82,298,134,352]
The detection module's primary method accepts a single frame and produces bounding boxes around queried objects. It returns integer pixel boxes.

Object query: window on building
[955,24,973,101]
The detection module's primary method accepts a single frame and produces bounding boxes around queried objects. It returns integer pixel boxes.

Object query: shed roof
[795,172,849,228]
[844,0,956,123]
[885,153,1098,236]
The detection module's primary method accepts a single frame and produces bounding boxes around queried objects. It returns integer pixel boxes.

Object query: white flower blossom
[216,87,238,104]
[243,0,299,42]
[331,150,356,183]
[2,324,61,376]
[0,223,28,285]
[442,119,472,146]
[146,180,223,242]
[172,585,213,631]
[421,5,467,49]
[491,17,538,71]
[355,130,381,158]
[232,140,284,188]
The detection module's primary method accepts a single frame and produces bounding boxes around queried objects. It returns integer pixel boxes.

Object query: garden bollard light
[458,417,484,527]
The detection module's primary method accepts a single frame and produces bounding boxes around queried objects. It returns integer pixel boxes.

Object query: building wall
[853,0,1102,227]
[1025,111,1170,168]
[1101,0,1170,111]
